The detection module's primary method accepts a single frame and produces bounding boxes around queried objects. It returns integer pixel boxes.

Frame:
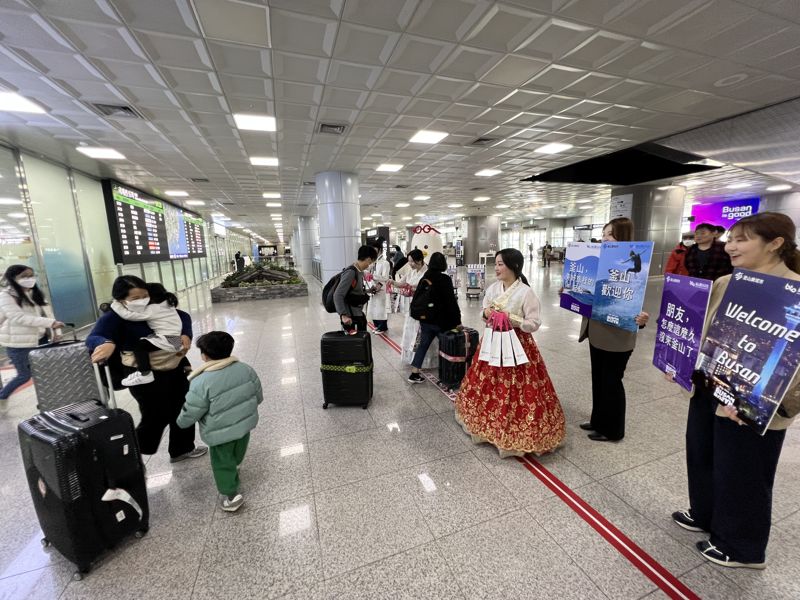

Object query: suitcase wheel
[362,403,368,409]
[135,529,147,539]
[322,403,329,409]
[73,570,87,581]
[40,538,50,548]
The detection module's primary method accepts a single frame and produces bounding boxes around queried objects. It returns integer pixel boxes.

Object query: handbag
[509,329,529,366]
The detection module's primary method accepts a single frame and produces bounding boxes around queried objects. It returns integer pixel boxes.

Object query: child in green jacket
[176,331,262,512]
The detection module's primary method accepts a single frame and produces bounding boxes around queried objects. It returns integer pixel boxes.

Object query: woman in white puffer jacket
[0,265,63,400]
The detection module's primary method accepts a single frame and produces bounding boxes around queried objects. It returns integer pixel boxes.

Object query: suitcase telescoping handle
[92,362,118,410]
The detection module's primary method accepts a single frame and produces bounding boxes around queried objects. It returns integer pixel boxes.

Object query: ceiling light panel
[234,113,276,131]
[76,147,126,160]
[376,164,403,172]
[262,192,281,198]
[475,169,502,177]
[0,92,45,114]
[534,143,573,154]
[409,130,448,144]
[165,190,188,196]
[250,156,279,166]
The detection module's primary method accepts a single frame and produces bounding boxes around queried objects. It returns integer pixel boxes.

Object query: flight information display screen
[103,181,207,264]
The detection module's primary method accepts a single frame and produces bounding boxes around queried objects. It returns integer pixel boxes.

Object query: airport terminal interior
[1,0,800,598]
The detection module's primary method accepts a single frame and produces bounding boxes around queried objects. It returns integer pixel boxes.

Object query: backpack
[409,278,434,321]
[322,265,360,313]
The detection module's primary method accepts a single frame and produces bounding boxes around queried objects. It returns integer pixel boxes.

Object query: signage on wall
[690,198,760,230]
[102,180,207,264]
[609,193,633,219]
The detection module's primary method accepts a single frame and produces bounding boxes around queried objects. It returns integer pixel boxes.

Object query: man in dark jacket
[334,245,377,333]
[407,252,461,383]
[684,223,733,281]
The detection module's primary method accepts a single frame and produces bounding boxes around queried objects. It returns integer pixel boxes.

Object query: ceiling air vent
[190,177,209,183]
[394,184,409,189]
[469,187,485,191]
[303,181,316,186]
[91,103,144,119]
[319,122,348,135]
[468,137,498,147]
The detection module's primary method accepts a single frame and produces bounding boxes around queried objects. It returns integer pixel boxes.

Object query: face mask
[683,240,694,247]
[16,277,36,289]
[125,298,150,312]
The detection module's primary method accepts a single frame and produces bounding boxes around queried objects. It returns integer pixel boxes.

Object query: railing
[311,258,322,282]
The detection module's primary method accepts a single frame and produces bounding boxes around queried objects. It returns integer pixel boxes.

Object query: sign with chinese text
[653,274,712,390]
[590,241,654,332]
[696,269,800,435]
[560,242,601,318]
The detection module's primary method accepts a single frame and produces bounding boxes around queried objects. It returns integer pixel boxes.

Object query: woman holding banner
[672,211,800,570]
[576,217,650,442]
[454,248,565,457]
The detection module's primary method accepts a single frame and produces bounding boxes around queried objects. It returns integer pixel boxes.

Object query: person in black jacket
[407,252,461,383]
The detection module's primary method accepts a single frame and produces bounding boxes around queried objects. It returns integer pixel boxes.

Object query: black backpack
[409,278,434,321]
[322,266,365,313]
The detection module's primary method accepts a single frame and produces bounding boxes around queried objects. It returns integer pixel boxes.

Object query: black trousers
[589,344,633,440]
[128,366,196,458]
[686,388,786,562]
[133,338,160,373]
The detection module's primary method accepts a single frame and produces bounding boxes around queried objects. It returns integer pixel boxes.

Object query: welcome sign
[691,198,759,230]
[696,269,800,435]
[560,242,601,318]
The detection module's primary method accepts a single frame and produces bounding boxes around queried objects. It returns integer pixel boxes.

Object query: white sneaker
[221,494,244,512]
[121,371,155,386]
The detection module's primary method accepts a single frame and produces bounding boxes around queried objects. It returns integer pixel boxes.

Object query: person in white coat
[367,242,391,333]
[0,265,63,400]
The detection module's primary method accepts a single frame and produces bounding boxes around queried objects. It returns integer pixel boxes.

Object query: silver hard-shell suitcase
[29,325,97,412]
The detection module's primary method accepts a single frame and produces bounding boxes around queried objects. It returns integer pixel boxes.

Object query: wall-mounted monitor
[102,180,207,264]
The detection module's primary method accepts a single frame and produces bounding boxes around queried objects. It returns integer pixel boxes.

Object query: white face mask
[16,277,36,289]
[125,298,150,312]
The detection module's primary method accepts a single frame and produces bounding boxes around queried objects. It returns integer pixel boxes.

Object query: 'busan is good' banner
[653,274,712,391]
[560,242,601,318]
[697,269,800,435]
[590,241,654,332]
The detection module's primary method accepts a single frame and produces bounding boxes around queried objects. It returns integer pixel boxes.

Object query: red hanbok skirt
[454,329,565,456]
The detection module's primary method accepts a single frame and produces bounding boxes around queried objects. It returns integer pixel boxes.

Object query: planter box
[211,281,308,303]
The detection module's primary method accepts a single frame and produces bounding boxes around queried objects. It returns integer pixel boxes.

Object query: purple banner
[690,198,759,230]
[653,274,712,391]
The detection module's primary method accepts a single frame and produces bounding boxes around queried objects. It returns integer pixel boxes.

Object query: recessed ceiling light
[448,203,462,208]
[0,92,45,114]
[186,200,205,206]
[165,190,188,196]
[396,202,410,207]
[534,143,573,154]
[0,198,23,205]
[726,183,750,189]
[580,205,593,209]
[270,213,281,217]
[265,202,282,207]
[657,186,676,191]
[540,204,555,209]
[414,213,425,217]
[491,213,503,217]
[575,199,592,204]
[376,163,403,172]
[76,147,126,160]
[371,213,382,217]
[473,196,490,202]
[402,216,412,220]
[262,192,281,198]
[382,222,392,226]
[495,204,509,209]
[362,216,372,221]
[233,113,276,132]
[8,212,27,218]
[409,130,448,144]
[683,179,705,187]
[766,184,792,192]
[475,169,502,177]
[413,195,430,201]
[250,156,279,166]
[534,216,545,220]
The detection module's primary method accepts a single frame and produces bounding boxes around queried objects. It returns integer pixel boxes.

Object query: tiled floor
[2,266,800,599]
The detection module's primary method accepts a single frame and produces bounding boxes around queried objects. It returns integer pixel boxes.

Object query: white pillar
[298,215,317,276]
[316,171,361,284]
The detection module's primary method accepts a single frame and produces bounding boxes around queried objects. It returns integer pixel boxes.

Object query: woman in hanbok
[397,249,438,369]
[455,248,565,457]
[366,246,391,333]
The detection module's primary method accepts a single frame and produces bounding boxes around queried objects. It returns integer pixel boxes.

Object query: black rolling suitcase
[437,327,479,390]
[17,363,149,581]
[320,331,373,409]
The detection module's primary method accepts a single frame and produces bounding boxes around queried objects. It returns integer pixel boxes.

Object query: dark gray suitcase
[320,331,373,409]
[29,326,96,412]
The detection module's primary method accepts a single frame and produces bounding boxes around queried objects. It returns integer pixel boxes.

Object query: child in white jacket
[111,283,182,386]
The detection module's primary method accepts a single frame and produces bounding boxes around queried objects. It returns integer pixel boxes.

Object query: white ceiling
[0,0,799,240]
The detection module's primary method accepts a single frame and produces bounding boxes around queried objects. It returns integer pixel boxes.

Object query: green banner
[112,189,164,213]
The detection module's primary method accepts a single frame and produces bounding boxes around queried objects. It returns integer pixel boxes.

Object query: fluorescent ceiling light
[0,198,23,205]
[371,213,382,217]
[580,205,593,209]
[657,186,676,191]
[409,130,447,144]
[575,199,592,204]
[726,183,750,189]
[402,216,412,220]
[8,212,27,218]
[495,204,509,209]
[362,216,371,221]
[448,203,462,208]
[233,113,276,132]
[376,163,403,172]
[413,195,430,201]
[473,196,490,202]
[270,213,282,217]
[540,204,555,208]
[165,190,188,197]
[414,213,425,217]
[250,156,279,166]
[76,147,126,160]
[475,169,501,177]
[766,184,792,192]
[186,200,205,206]
[262,192,281,198]
[0,92,45,114]
[683,179,705,187]
[534,143,573,154]
[396,202,410,207]
[491,213,503,217]
[265,202,282,207]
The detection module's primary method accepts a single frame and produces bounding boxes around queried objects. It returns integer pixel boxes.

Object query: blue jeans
[411,323,441,369]
[0,346,35,399]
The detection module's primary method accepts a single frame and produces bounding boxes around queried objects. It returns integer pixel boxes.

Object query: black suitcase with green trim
[320,331,373,409]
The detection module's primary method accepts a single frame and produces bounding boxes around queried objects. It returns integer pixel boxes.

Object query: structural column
[463,216,500,264]
[297,215,318,276]
[609,184,686,275]
[316,171,361,284]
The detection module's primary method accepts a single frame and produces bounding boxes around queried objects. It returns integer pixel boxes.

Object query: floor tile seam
[316,538,438,585]
[426,505,526,542]
[591,448,685,485]
[306,411,460,445]
[429,535,471,600]
[309,448,475,495]
[0,560,67,585]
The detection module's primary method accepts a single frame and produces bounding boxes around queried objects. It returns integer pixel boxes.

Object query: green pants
[209,434,250,496]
